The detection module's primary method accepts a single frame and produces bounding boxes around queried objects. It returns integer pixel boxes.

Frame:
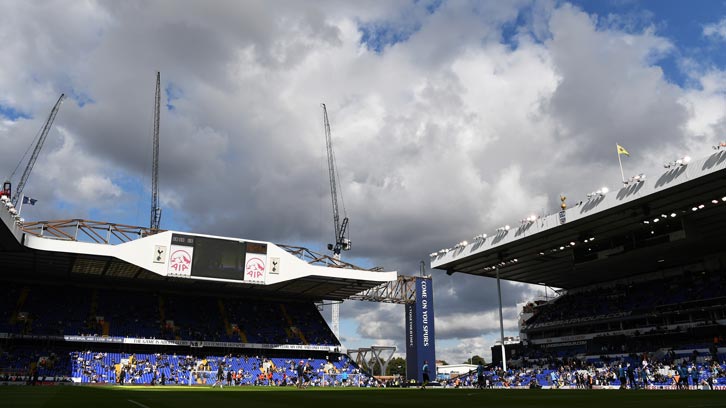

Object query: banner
[168,234,195,277]
[405,277,436,382]
[243,253,266,284]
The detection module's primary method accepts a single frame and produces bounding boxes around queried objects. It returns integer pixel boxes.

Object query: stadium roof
[430,150,726,289]
[0,209,396,301]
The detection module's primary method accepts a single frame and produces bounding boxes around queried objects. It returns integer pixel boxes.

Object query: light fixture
[670,213,676,218]
[713,141,726,150]
[589,187,609,198]
[0,196,7,203]
[473,234,487,241]
[521,215,538,224]
[722,196,726,202]
[712,199,719,204]
[643,220,650,224]
[653,218,659,223]
[429,252,438,258]
[664,156,692,168]
[692,207,698,212]
[698,204,705,209]
[624,174,646,185]
[8,208,17,215]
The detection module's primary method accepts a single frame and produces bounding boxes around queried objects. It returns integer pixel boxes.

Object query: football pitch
[1,386,725,408]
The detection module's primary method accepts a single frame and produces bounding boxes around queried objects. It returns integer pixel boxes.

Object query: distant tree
[464,355,486,365]
[387,357,407,376]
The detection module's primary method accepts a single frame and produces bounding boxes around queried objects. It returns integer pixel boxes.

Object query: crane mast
[11,94,65,206]
[150,72,162,231]
[322,103,350,342]
[322,103,350,257]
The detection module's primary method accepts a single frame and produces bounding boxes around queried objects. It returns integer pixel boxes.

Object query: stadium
[0,195,405,387]
[431,147,726,391]
[2,149,726,407]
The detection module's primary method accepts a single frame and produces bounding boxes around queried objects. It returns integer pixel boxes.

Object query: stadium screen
[191,237,247,281]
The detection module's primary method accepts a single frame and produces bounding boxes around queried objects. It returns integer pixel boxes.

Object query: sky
[2,0,726,365]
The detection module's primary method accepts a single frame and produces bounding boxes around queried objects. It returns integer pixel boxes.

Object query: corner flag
[617,144,630,156]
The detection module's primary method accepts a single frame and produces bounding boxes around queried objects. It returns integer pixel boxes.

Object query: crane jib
[11,94,65,206]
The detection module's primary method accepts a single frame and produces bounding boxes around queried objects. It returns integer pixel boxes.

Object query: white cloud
[703,18,726,41]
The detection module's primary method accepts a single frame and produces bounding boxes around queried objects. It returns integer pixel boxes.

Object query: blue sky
[569,0,726,87]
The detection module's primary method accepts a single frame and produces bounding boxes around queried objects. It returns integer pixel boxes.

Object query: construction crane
[322,103,350,342]
[150,72,162,231]
[322,103,351,258]
[9,94,65,206]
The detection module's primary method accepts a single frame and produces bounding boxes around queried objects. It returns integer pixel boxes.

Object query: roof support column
[496,266,507,373]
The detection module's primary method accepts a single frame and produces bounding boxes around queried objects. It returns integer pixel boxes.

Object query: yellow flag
[617,144,630,156]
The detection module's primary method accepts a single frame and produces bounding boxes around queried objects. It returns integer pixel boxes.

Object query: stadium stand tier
[0,277,381,385]
[1,280,338,346]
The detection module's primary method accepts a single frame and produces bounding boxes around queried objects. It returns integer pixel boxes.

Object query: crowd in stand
[445,352,726,390]
[70,351,374,387]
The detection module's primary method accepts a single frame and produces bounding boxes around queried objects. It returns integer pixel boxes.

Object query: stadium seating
[0,282,338,346]
[69,351,371,386]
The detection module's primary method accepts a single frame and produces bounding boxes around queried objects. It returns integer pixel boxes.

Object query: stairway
[9,286,30,324]
[280,304,307,344]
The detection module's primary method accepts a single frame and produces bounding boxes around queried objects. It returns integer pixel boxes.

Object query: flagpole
[17,194,24,216]
[617,143,625,184]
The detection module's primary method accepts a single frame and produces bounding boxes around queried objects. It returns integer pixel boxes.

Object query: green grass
[0,386,724,408]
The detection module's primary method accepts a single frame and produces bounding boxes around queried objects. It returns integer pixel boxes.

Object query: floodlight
[0,196,7,203]
[504,225,510,231]
[9,208,17,215]
[601,187,609,194]
[683,156,691,164]
[670,213,676,218]
[698,204,705,209]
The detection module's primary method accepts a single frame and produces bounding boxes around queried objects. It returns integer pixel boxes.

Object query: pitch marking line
[128,399,151,408]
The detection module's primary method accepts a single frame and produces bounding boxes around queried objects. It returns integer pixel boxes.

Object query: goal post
[187,370,217,386]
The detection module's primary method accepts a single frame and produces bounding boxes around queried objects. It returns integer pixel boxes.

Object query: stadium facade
[431,148,726,371]
[0,195,401,385]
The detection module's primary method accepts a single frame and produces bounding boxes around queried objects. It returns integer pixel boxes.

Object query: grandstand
[0,193,397,385]
[431,148,726,389]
